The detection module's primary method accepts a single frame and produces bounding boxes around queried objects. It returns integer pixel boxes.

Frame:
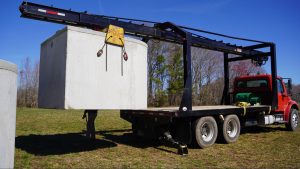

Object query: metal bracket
[159,131,188,156]
[156,22,193,112]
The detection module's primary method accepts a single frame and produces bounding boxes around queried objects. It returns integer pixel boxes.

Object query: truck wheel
[285,109,299,131]
[221,114,240,143]
[194,116,218,148]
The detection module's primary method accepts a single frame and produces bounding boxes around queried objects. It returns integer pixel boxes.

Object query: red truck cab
[233,74,299,130]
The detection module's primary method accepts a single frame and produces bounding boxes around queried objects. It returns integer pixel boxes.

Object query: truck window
[277,79,284,93]
[237,79,268,88]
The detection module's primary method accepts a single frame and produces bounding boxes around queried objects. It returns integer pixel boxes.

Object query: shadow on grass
[15,132,117,156]
[97,126,288,152]
[97,129,160,149]
[98,129,181,155]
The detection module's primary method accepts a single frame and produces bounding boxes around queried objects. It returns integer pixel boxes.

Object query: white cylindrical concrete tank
[0,59,17,169]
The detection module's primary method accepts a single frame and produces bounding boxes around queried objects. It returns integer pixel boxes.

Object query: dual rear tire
[194,116,218,148]
[194,114,240,148]
[221,115,241,143]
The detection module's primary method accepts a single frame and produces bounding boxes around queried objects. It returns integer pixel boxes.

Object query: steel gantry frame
[19,1,278,111]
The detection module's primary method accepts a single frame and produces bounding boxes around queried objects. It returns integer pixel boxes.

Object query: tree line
[147,40,265,107]
[17,42,300,107]
[292,84,300,104]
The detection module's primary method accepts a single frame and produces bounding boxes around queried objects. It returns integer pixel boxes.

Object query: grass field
[15,108,300,169]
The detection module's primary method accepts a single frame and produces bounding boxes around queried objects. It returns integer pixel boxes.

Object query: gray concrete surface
[0,59,17,169]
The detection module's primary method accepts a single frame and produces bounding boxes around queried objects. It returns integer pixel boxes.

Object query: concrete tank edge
[0,59,18,74]
[41,26,148,48]
[41,27,68,47]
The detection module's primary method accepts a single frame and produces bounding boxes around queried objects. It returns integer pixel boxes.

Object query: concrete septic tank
[0,59,17,169]
[39,26,147,109]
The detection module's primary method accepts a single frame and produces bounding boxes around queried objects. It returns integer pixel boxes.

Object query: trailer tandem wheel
[194,116,218,148]
[221,114,240,143]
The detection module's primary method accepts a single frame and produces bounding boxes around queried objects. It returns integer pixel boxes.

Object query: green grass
[15,108,300,169]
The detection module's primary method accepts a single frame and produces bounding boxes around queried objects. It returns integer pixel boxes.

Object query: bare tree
[292,84,300,103]
[229,56,265,79]
[17,57,39,107]
[146,43,266,107]
[191,48,223,105]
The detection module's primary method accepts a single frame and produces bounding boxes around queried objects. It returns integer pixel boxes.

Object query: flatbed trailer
[121,105,270,118]
[19,1,299,155]
[120,105,272,152]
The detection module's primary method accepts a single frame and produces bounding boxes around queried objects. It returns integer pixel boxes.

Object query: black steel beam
[180,33,193,111]
[243,43,271,50]
[270,44,278,110]
[19,1,279,111]
[19,1,265,57]
[227,52,271,62]
[155,22,193,111]
[222,53,230,105]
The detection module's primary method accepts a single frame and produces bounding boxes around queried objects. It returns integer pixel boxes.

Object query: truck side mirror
[287,79,292,95]
[288,79,292,89]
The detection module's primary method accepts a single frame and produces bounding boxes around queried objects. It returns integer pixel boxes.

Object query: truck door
[277,79,290,111]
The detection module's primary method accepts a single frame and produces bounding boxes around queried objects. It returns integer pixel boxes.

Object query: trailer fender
[284,101,299,122]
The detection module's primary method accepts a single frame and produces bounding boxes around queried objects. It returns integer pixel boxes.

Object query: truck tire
[221,114,240,143]
[285,109,299,131]
[194,116,218,148]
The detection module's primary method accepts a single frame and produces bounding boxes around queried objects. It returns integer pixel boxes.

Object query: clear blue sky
[1,0,300,84]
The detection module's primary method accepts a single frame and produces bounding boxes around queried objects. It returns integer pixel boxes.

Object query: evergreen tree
[167,49,184,105]
[151,55,168,106]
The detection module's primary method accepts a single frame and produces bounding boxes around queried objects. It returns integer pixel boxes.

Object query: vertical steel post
[180,33,193,111]
[270,44,278,110]
[223,53,230,105]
